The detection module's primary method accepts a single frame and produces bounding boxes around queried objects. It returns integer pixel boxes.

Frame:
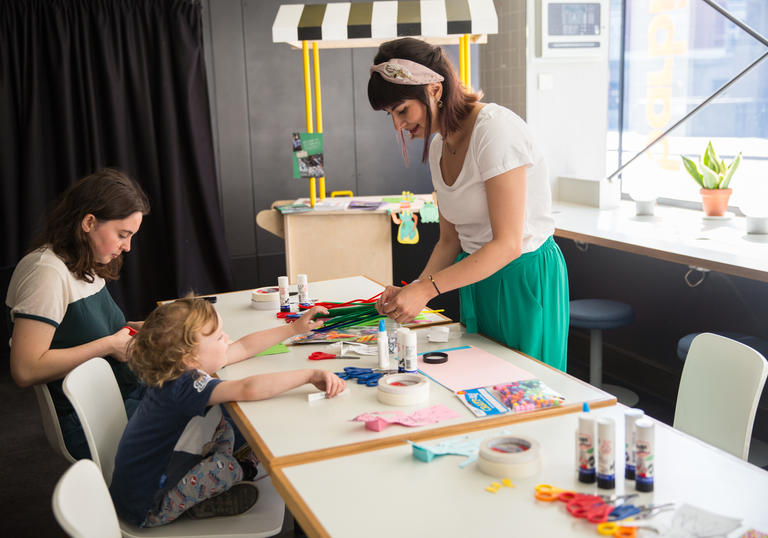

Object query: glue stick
[597,417,616,489]
[377,319,390,370]
[576,403,596,484]
[297,274,312,308]
[634,418,654,492]
[403,330,418,372]
[396,327,411,373]
[624,408,645,480]
[278,276,290,312]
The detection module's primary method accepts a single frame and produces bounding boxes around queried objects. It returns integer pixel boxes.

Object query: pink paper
[352,405,461,431]
[418,345,535,392]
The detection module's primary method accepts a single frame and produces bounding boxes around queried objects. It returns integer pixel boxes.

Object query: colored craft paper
[352,405,461,431]
[254,343,289,357]
[418,345,535,392]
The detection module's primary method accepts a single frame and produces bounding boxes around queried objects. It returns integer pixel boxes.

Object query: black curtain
[0,0,232,319]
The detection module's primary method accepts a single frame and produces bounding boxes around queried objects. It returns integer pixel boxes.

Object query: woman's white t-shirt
[429,103,554,255]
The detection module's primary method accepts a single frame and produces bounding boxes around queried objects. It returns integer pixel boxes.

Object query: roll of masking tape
[251,287,280,310]
[477,435,542,478]
[377,373,429,406]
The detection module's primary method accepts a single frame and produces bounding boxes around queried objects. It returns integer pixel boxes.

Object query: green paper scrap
[254,343,289,357]
[380,196,402,203]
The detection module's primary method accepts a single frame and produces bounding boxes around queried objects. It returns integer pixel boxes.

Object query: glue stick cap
[379,319,385,332]
[582,402,591,412]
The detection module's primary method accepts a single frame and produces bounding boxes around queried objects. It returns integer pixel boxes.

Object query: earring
[437,100,444,109]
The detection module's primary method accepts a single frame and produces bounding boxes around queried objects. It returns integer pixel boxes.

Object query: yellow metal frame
[300,35,471,206]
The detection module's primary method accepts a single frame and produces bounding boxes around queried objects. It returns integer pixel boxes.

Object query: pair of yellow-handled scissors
[535,484,577,502]
[535,484,603,507]
[597,521,659,537]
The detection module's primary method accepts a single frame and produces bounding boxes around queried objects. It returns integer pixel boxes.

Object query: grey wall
[202,0,437,290]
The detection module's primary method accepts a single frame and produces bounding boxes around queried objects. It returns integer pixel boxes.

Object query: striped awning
[272,0,498,48]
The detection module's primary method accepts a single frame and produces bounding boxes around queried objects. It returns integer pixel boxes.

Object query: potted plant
[681,141,741,216]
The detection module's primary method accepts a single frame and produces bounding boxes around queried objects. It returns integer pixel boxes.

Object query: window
[607,0,768,214]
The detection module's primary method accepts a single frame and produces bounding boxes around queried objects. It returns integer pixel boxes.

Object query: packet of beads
[493,379,565,413]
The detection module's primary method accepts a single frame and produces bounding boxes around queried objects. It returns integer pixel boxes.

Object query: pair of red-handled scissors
[308,351,338,360]
[122,325,137,336]
[567,496,615,523]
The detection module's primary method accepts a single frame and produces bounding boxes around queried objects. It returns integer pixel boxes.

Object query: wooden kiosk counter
[256,194,434,285]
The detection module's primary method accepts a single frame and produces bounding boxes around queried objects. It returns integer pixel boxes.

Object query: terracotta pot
[700,188,731,216]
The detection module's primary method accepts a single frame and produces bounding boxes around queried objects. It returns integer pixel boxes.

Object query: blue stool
[677,332,768,361]
[570,299,639,406]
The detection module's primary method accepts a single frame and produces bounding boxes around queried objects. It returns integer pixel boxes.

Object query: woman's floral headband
[369,58,444,85]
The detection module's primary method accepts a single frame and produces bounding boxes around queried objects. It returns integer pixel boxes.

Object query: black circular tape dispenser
[422,351,448,364]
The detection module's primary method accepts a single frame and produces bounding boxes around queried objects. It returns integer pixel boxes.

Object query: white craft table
[273,404,768,538]
[215,276,615,471]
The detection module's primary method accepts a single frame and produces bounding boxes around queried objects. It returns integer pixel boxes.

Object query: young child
[109,298,345,527]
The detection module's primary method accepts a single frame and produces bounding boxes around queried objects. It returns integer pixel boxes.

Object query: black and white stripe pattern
[272,0,498,44]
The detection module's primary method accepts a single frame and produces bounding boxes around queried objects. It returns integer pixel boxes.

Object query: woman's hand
[376,285,403,314]
[309,370,346,397]
[378,281,434,324]
[291,305,329,335]
[110,327,134,362]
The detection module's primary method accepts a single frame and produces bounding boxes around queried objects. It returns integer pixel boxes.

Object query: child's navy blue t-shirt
[110,370,223,526]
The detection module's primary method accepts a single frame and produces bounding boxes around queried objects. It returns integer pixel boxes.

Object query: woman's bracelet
[427,274,441,296]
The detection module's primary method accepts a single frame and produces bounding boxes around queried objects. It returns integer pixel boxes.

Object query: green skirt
[458,236,569,371]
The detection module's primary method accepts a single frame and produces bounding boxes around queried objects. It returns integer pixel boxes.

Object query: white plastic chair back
[33,383,76,463]
[674,332,768,459]
[52,459,121,538]
[63,358,126,485]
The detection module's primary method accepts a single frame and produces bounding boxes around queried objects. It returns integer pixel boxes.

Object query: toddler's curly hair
[128,297,218,387]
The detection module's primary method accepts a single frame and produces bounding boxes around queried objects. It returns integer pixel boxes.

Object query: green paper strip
[254,343,289,357]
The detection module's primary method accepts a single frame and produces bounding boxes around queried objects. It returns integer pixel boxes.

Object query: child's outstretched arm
[209,369,345,404]
[225,305,329,365]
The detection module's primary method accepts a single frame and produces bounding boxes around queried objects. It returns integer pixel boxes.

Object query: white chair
[674,332,768,460]
[63,358,285,537]
[53,459,122,538]
[33,383,76,463]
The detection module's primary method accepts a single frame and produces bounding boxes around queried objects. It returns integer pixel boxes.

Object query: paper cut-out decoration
[389,190,420,244]
[352,405,460,431]
[420,201,439,223]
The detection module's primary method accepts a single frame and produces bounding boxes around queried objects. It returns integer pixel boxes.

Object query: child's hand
[291,306,329,335]
[309,370,346,397]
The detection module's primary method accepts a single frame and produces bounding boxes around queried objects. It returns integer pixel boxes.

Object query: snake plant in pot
[681,141,741,216]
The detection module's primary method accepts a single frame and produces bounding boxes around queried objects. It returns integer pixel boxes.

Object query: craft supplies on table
[634,418,655,492]
[307,388,350,402]
[278,276,290,312]
[624,408,644,480]
[477,435,542,479]
[297,273,311,308]
[417,345,535,392]
[251,286,280,310]
[494,379,565,412]
[377,373,429,406]
[351,405,460,431]
[335,367,396,386]
[577,404,597,484]
[455,388,509,417]
[597,417,616,490]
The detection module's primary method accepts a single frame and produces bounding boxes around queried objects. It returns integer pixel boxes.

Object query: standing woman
[6,168,151,458]
[368,38,569,371]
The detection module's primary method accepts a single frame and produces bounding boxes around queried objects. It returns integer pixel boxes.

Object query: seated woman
[6,168,150,459]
